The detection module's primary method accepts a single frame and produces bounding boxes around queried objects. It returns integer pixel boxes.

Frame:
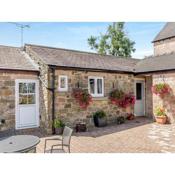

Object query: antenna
[8,22,30,48]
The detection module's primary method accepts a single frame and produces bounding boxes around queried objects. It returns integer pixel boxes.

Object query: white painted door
[15,79,39,129]
[134,80,145,116]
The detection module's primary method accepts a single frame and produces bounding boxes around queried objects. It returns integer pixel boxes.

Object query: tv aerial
[8,22,30,48]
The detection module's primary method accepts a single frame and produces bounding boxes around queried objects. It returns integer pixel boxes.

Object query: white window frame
[58,75,68,92]
[88,76,104,97]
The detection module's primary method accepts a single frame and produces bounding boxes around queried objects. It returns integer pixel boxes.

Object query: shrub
[53,118,65,128]
[116,116,125,124]
[155,107,166,117]
[93,110,106,119]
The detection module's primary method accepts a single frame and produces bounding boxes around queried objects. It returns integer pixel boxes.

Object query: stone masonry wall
[25,46,52,133]
[152,72,175,123]
[54,69,135,128]
[145,76,153,117]
[154,37,175,56]
[0,70,38,131]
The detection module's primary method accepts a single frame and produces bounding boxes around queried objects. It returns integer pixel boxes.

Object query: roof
[0,45,38,71]
[134,52,175,73]
[25,44,140,73]
[153,22,175,42]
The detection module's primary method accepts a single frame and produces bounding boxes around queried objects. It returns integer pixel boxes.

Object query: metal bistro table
[0,135,40,153]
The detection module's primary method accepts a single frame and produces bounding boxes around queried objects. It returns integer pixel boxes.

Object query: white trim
[15,79,39,130]
[58,75,68,92]
[134,80,145,116]
[88,76,104,97]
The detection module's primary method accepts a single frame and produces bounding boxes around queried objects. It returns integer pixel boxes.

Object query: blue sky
[0,22,165,59]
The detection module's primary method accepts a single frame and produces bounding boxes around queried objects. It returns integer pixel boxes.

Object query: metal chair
[44,126,73,153]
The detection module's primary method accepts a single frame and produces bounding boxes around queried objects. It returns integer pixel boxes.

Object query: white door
[15,79,39,129]
[134,80,145,116]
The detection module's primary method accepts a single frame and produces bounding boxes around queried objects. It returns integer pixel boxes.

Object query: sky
[0,22,166,59]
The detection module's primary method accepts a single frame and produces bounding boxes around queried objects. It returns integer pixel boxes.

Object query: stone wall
[152,72,175,123]
[0,70,38,131]
[25,46,52,133]
[145,76,153,117]
[54,69,135,128]
[154,37,175,56]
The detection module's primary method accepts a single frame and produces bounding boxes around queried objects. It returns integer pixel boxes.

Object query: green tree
[87,22,136,57]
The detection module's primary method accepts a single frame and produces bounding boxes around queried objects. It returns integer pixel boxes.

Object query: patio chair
[44,126,73,153]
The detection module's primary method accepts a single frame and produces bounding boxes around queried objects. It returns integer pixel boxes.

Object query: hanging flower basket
[151,83,170,97]
[109,89,135,108]
[72,88,92,109]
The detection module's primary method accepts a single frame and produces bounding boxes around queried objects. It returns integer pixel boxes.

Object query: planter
[93,116,107,127]
[126,114,135,120]
[76,123,87,132]
[55,127,64,135]
[155,116,167,124]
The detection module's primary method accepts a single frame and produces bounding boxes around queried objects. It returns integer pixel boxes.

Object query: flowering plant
[151,83,170,97]
[72,88,92,109]
[155,107,166,117]
[109,89,135,108]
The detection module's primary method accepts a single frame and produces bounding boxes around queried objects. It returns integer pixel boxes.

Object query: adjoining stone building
[1,22,175,134]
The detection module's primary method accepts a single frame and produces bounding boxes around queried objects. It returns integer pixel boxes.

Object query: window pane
[136,83,142,100]
[97,79,102,94]
[19,94,28,104]
[19,83,27,93]
[89,79,95,94]
[28,94,35,104]
[28,83,35,93]
[60,77,66,88]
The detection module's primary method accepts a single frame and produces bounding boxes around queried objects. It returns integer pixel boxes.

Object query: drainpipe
[50,66,56,134]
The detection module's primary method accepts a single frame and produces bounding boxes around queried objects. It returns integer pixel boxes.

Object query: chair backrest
[62,126,73,146]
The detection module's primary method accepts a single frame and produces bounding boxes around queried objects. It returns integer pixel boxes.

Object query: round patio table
[0,135,40,153]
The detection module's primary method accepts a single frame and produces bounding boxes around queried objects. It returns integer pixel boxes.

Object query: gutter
[134,68,175,75]
[50,66,56,134]
[48,64,134,74]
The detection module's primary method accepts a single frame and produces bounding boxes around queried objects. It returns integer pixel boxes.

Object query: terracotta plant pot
[156,116,167,124]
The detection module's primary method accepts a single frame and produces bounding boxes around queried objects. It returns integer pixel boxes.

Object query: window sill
[92,97,108,101]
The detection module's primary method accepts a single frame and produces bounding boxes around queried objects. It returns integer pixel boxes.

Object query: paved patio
[36,117,175,153]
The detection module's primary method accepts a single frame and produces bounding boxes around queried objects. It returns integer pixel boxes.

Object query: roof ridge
[25,43,140,61]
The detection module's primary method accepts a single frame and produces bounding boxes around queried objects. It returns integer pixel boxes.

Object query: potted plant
[126,113,135,120]
[93,110,107,127]
[53,118,65,134]
[116,116,125,124]
[154,107,167,124]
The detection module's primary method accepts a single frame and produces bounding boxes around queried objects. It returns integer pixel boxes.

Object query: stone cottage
[1,22,175,134]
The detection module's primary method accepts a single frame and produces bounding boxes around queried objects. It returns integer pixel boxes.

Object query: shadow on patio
[0,117,154,139]
[74,117,154,138]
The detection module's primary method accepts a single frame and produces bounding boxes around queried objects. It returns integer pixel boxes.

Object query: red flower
[72,88,92,109]
[152,83,170,97]
[109,89,135,108]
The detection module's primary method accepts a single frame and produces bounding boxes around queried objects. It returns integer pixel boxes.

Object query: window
[19,82,36,105]
[88,77,104,97]
[136,83,142,100]
[58,75,68,92]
